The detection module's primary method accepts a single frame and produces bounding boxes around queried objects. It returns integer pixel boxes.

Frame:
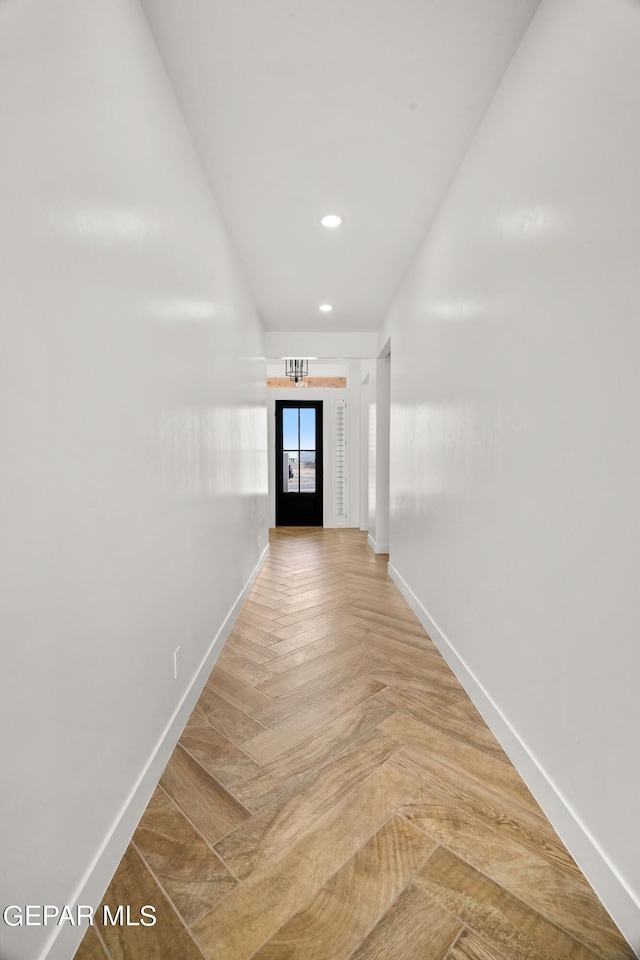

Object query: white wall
[386,0,640,948]
[266,361,348,379]
[265,331,377,360]
[0,2,267,959]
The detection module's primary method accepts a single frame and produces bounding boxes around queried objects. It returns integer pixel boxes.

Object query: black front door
[275,400,323,526]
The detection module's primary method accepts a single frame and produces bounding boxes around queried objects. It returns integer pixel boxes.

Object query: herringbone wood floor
[76,528,634,960]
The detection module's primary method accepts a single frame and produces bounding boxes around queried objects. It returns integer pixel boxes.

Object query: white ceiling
[139,0,541,333]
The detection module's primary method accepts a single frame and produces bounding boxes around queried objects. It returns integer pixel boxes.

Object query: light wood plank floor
[75,528,634,960]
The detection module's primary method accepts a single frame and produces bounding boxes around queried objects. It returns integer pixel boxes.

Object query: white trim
[367,533,389,554]
[378,335,391,360]
[41,542,271,960]
[387,560,640,957]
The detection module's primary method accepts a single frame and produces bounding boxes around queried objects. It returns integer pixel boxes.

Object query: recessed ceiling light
[320,213,342,228]
[319,304,333,313]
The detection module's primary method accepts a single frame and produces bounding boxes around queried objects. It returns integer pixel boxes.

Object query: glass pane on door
[282,408,299,450]
[283,452,299,492]
[299,451,316,493]
[299,408,316,451]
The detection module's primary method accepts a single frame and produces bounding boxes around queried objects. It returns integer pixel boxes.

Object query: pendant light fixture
[284,358,309,384]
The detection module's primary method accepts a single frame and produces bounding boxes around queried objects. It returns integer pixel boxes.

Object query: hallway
[75,529,632,960]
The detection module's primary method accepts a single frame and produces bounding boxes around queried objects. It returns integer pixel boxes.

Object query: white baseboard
[367,533,389,554]
[388,560,640,957]
[42,542,270,960]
